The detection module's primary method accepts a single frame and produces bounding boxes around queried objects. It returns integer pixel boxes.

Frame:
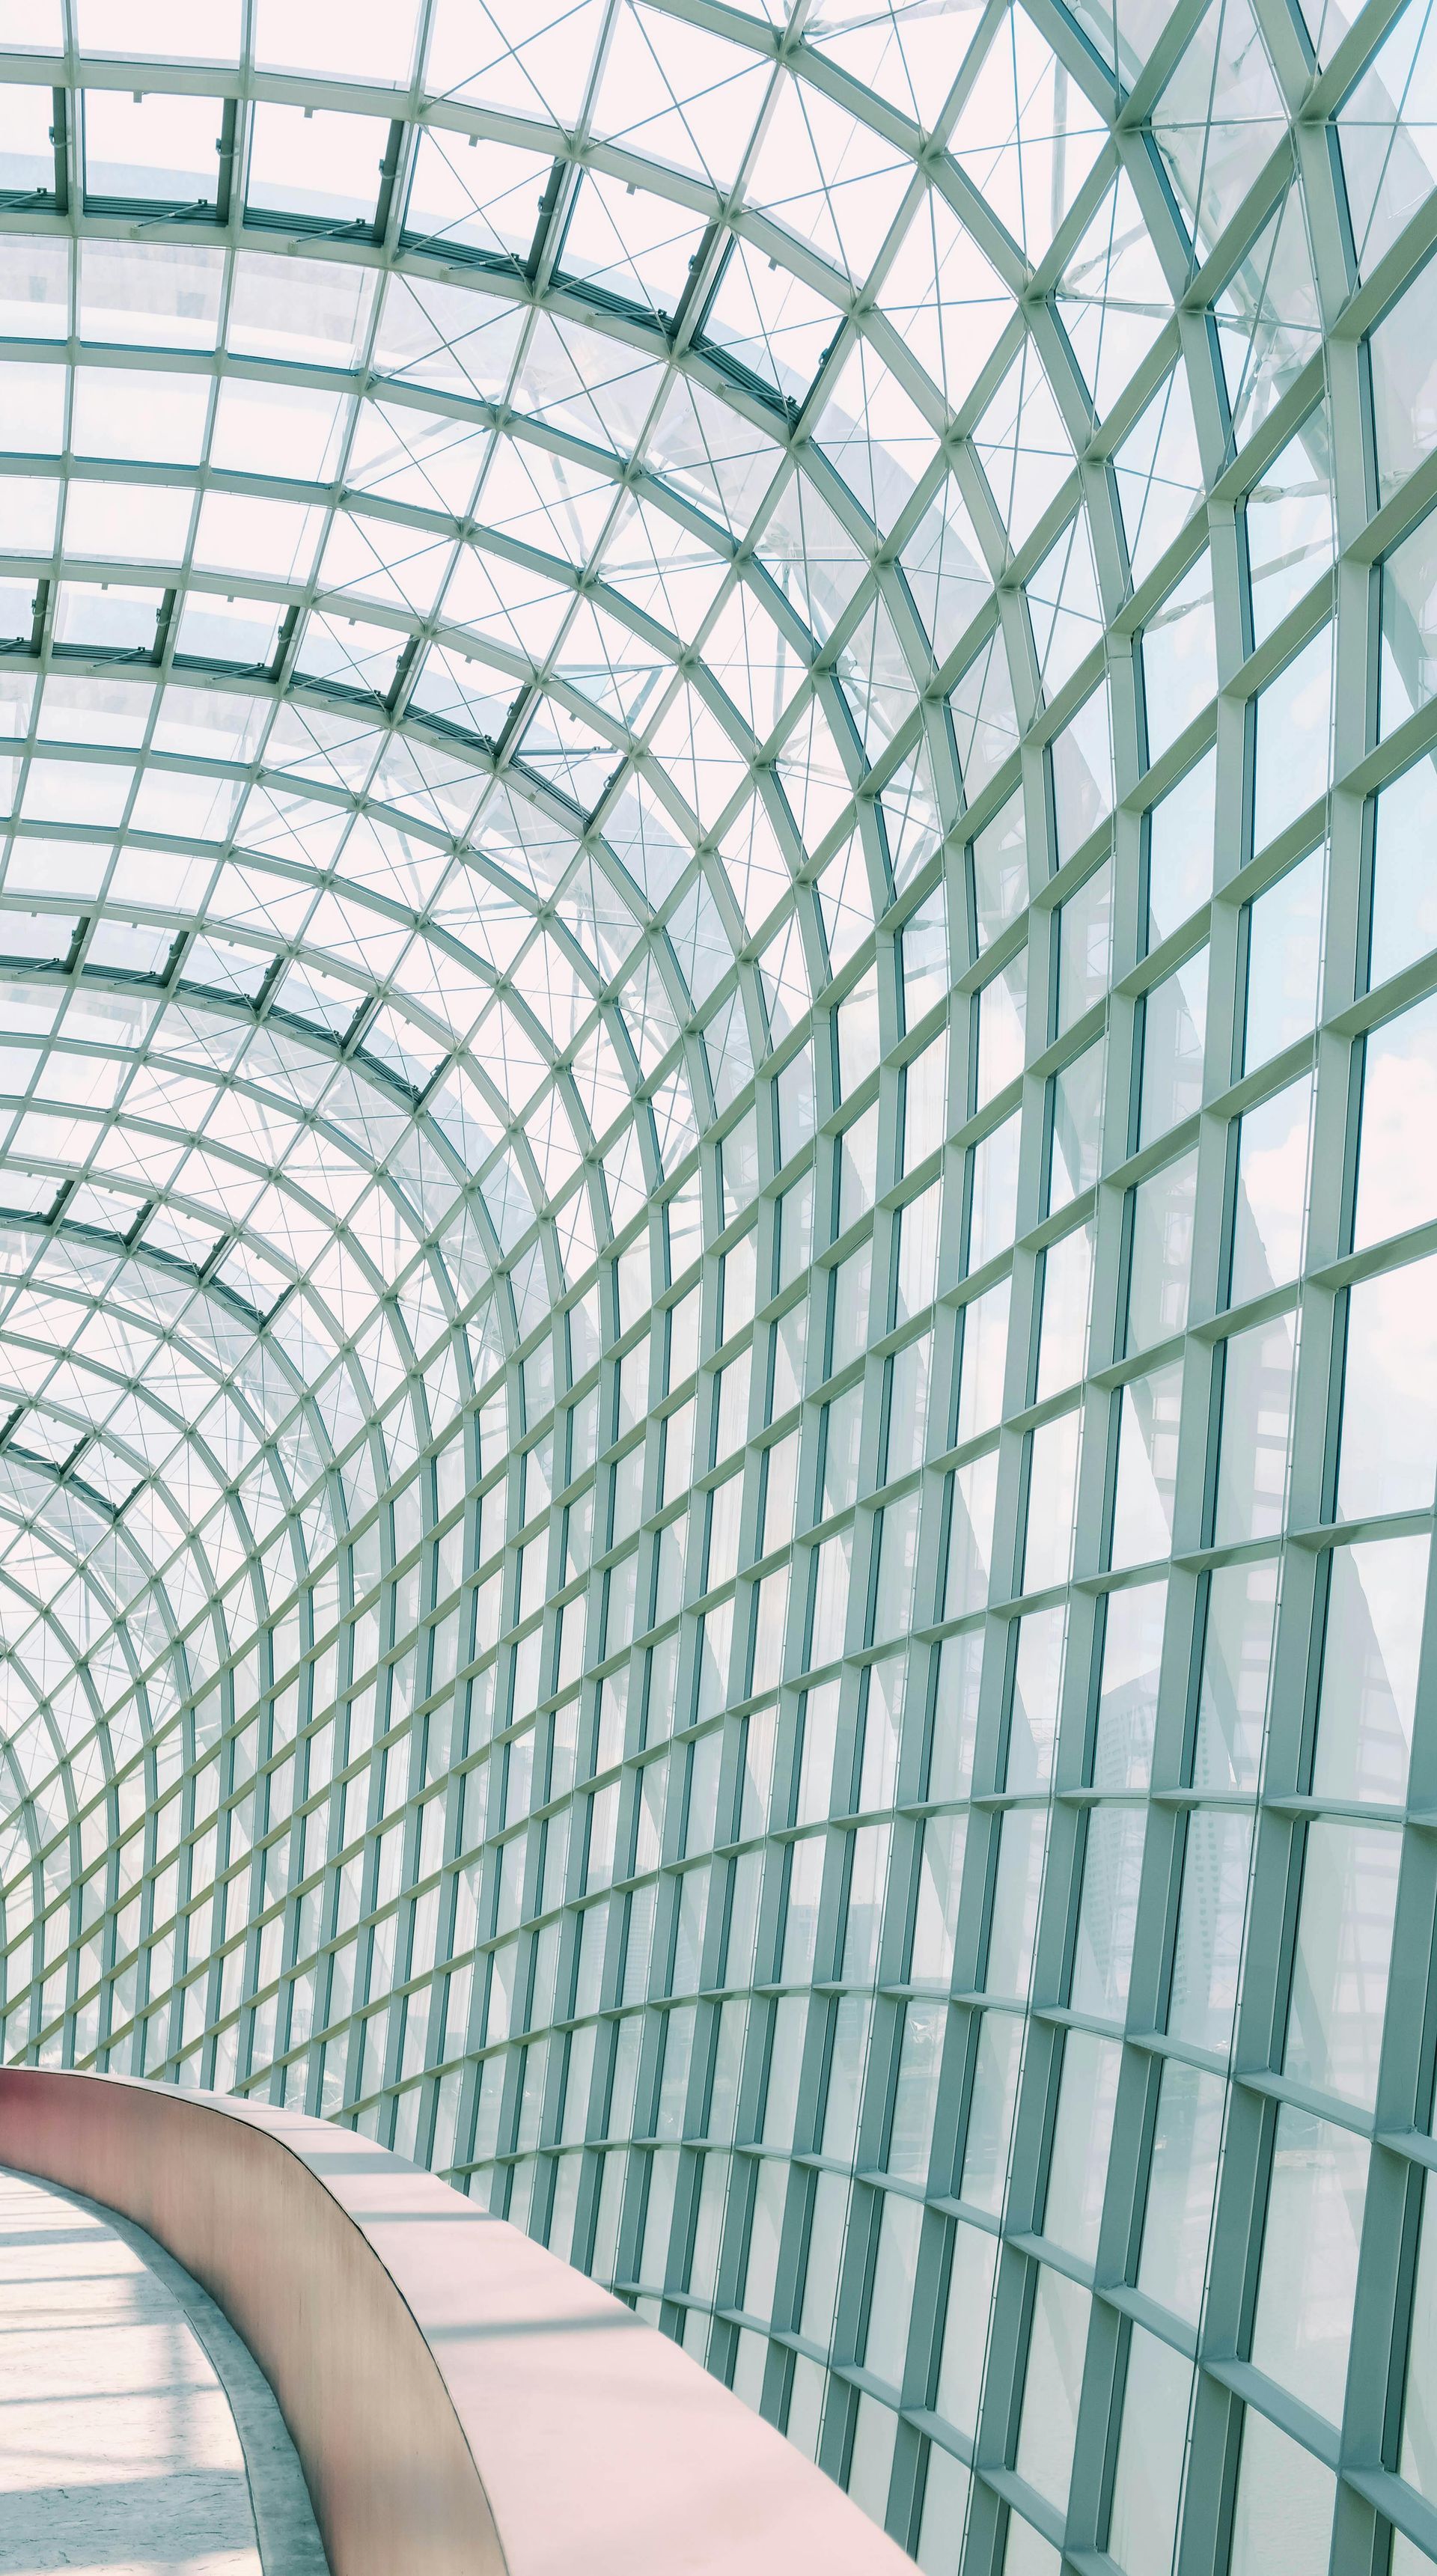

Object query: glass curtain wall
[0,2,1434,2571]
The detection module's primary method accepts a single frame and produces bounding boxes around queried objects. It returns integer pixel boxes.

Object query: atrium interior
[0,1,1436,2572]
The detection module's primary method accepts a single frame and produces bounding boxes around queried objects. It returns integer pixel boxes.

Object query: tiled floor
[0,2165,266,2576]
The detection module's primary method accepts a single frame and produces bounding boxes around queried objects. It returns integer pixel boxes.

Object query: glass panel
[1147,748,1215,947]
[1230,1076,1313,1304]
[1035,1222,1093,1401]
[1070,1806,1145,2021]
[1244,846,1325,1072]
[1058,860,1113,1032]
[1007,1608,1066,1792]
[1192,1563,1279,1792]
[1284,1821,1401,2108]
[1245,418,1335,645]
[1214,1310,1297,1546]
[1024,1408,1081,1595]
[1138,2058,1225,2325]
[84,90,223,204]
[1048,1038,1105,1212]
[1042,2029,1121,2262]
[1370,754,1437,986]
[1093,1580,1165,1791]
[1126,1149,1197,1353]
[962,2012,1025,2213]
[1355,992,1437,1249]
[1167,1808,1252,2053]
[968,1111,1021,1269]
[1110,1363,1183,1571]
[955,1278,1011,1443]
[1139,951,1207,1144]
[1105,2327,1193,2576]
[1339,1255,1437,1521]
[864,2189,923,2387]
[1143,554,1217,762]
[1014,2265,1090,2515]
[246,103,385,225]
[1311,1537,1427,1805]
[935,2223,999,2438]
[0,83,57,195]
[986,1816,1048,2000]
[1383,504,1437,736]
[976,951,1026,1107]
[1250,2105,1368,2424]
[1400,2174,1437,2503]
[1228,2408,1335,2576]
[1251,637,1332,852]
[917,2444,971,2576]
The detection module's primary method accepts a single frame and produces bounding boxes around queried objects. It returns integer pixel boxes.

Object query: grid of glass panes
[1,3,1437,2573]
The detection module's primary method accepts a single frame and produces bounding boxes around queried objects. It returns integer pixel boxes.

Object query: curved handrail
[0,2065,915,2576]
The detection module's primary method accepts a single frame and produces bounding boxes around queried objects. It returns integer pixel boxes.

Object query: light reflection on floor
[0,2167,262,2576]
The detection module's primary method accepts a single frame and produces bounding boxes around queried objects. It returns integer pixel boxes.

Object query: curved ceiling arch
[0,0,1328,1836]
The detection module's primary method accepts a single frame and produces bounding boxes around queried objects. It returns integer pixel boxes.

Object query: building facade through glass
[0,1,1436,2569]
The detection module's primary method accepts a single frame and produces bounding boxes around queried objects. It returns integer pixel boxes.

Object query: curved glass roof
[8,3,1437,2571]
[0,0,1146,1804]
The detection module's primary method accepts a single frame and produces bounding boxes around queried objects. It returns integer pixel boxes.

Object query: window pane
[1106,2327,1193,2576]
[1355,992,1437,1248]
[888,1999,945,2181]
[962,2011,1025,2213]
[1244,846,1325,1071]
[1192,1561,1278,1791]
[955,1278,1011,1442]
[935,2221,999,2438]
[1250,2105,1368,2424]
[1126,1148,1197,1353]
[986,1814,1048,2000]
[1143,554,1217,762]
[1228,2407,1335,2576]
[1251,638,1331,852]
[1042,2029,1121,2262]
[1230,1075,1313,1304]
[1147,747,1215,947]
[1245,418,1334,645]
[1138,2059,1226,2325]
[1139,950,1207,1144]
[1111,1363,1183,1570]
[1285,1820,1401,2107]
[1007,1607,1066,1792]
[1049,1037,1105,1212]
[1311,1536,1427,1804]
[1024,1408,1081,1594]
[1093,1579,1166,1791]
[976,950,1027,1107]
[1339,1256,1437,1520]
[1214,1311,1297,1545]
[1370,754,1437,986]
[1036,1222,1093,1400]
[1167,1808,1252,2052]
[1058,859,1113,1032]
[1400,2174,1437,2503]
[864,2189,923,2387]
[1014,2266,1090,2514]
[1070,1807,1146,2021]
[1383,503,1437,736]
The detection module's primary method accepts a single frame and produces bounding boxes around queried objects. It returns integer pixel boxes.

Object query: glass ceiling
[0,0,1149,1815]
[6,0,1437,2568]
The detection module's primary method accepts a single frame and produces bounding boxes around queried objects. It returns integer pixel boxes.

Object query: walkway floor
[0,2165,329,2576]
